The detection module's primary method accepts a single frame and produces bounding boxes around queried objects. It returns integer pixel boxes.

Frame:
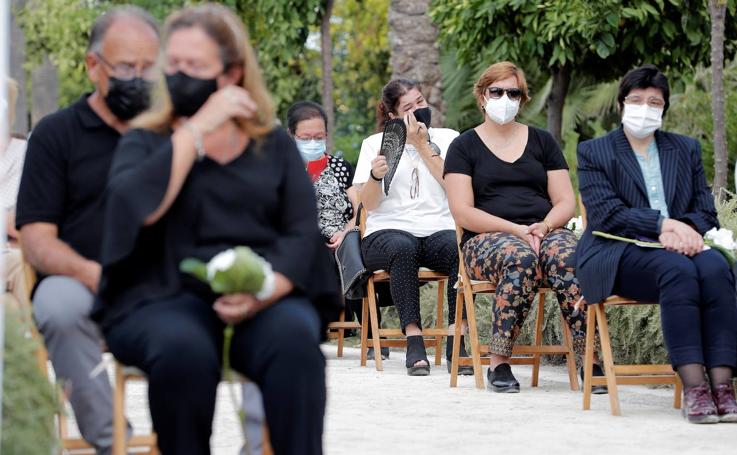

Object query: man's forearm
[21,232,98,284]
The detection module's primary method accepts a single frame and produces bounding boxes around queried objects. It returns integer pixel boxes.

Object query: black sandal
[405,335,430,376]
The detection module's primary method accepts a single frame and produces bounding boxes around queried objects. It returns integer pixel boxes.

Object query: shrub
[1,306,58,453]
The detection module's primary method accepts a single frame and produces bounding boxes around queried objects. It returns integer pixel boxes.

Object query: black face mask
[165,71,219,117]
[105,77,152,120]
[413,106,432,127]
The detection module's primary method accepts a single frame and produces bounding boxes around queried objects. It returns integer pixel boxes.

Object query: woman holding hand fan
[91,4,340,454]
[353,79,469,376]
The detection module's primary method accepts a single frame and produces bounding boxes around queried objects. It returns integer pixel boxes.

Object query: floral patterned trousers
[463,229,591,358]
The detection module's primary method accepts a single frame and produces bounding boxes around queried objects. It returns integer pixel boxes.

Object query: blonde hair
[7,78,19,128]
[133,3,275,139]
[474,61,530,112]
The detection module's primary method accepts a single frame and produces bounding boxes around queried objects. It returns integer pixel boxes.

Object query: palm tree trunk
[546,65,571,146]
[321,0,335,153]
[388,0,445,126]
[709,0,728,199]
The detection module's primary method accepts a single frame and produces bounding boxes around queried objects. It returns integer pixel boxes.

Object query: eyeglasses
[96,53,157,81]
[295,134,326,141]
[486,87,523,101]
[623,95,665,108]
[410,167,419,200]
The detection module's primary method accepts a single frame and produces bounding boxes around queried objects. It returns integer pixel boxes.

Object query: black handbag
[335,205,370,300]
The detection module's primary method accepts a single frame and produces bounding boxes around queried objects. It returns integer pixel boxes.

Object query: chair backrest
[358,204,367,238]
[578,194,588,230]
[454,224,475,294]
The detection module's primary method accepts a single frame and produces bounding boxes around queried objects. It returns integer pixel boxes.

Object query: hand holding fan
[379,118,407,195]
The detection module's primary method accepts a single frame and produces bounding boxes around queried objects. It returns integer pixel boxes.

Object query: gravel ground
[60,346,737,454]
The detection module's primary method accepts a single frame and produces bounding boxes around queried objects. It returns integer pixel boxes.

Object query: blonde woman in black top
[92,5,340,454]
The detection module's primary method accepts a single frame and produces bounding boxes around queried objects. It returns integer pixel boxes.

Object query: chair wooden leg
[366,278,383,371]
[465,286,484,389]
[561,312,579,391]
[360,296,369,367]
[674,375,683,409]
[336,310,345,358]
[113,364,127,455]
[582,305,596,410]
[434,281,445,366]
[530,290,545,387]
[595,304,621,416]
[450,291,464,388]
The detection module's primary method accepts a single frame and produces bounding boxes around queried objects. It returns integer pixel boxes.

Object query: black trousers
[105,293,325,455]
[613,245,737,370]
[361,229,459,331]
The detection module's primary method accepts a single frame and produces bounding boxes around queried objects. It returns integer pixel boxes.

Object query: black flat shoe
[487,363,520,393]
[405,335,430,376]
[366,347,390,361]
[581,364,609,395]
[445,335,474,376]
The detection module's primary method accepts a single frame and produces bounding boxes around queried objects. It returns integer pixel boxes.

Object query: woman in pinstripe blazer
[576,65,737,424]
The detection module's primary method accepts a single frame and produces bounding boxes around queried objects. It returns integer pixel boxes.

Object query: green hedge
[1,307,58,453]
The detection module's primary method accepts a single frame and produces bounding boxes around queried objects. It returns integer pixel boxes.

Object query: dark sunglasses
[486,87,523,101]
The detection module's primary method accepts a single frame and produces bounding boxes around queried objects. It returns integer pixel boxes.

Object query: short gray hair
[87,5,159,53]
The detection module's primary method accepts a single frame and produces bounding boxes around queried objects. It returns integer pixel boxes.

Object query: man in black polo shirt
[15,7,159,453]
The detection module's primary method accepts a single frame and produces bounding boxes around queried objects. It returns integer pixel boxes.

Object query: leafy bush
[1,307,58,453]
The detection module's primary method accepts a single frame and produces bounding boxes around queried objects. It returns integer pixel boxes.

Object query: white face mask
[484,94,520,125]
[621,103,663,139]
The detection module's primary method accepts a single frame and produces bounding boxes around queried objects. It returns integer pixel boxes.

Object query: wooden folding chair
[356,207,448,371]
[113,363,273,455]
[579,199,682,415]
[326,310,361,358]
[449,225,579,390]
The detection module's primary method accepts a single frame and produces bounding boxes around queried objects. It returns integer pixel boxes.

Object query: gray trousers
[33,276,114,455]
[241,382,265,455]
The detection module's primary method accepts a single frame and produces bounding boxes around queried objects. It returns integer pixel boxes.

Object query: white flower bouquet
[593,228,737,266]
[179,246,275,455]
[566,216,584,237]
[179,246,275,297]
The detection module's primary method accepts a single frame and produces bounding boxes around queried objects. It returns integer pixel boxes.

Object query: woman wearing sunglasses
[353,79,472,376]
[444,61,603,393]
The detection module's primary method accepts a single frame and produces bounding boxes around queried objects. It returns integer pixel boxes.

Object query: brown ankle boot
[712,382,737,423]
[682,383,719,424]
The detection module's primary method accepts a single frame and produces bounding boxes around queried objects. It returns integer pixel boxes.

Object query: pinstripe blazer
[575,127,718,304]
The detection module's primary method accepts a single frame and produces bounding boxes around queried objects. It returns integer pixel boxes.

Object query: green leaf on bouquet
[179,258,208,283]
[208,247,266,294]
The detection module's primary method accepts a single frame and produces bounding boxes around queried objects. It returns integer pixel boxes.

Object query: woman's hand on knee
[512,224,540,254]
[213,293,262,324]
[661,219,704,256]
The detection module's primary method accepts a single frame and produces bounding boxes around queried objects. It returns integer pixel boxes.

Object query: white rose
[566,216,584,234]
[704,227,737,251]
[207,249,237,280]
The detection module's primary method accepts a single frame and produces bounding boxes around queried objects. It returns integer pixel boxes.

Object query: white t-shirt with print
[353,127,458,237]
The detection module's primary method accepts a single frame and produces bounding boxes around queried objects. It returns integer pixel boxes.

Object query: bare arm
[20,222,101,292]
[531,170,576,234]
[445,172,526,237]
[142,128,198,225]
[357,170,385,212]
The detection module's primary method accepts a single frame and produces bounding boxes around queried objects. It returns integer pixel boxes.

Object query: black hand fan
[379,118,407,195]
